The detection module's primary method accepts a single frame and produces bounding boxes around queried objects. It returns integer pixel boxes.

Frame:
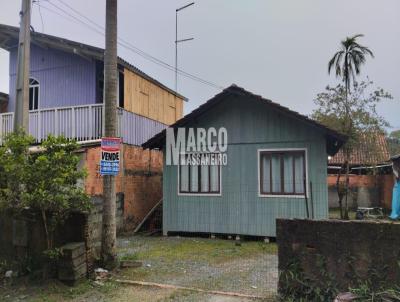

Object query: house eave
[0,23,187,101]
[143,85,348,151]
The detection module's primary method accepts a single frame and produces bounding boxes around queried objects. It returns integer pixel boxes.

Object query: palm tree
[101,0,118,269]
[328,34,374,97]
[328,34,373,219]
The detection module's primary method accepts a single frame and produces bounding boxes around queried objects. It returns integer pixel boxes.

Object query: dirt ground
[0,235,278,301]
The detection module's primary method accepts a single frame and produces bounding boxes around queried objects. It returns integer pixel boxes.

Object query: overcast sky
[1,0,399,131]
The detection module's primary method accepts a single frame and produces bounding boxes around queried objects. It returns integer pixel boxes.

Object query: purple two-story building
[0,23,186,233]
[0,23,185,145]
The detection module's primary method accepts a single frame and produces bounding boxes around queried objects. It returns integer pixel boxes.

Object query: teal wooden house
[143,85,346,237]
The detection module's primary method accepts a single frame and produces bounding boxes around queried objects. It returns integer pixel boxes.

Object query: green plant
[43,248,63,261]
[0,129,34,212]
[350,283,400,301]
[0,132,91,254]
[0,259,8,274]
[313,80,393,219]
[279,256,338,302]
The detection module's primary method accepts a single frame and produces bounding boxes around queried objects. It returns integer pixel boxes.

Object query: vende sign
[100,137,121,176]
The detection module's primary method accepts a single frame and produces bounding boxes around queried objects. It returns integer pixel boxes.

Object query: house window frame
[257,148,308,198]
[177,152,222,196]
[29,77,40,111]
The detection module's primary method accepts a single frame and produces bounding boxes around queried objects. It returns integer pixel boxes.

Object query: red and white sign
[100,137,121,176]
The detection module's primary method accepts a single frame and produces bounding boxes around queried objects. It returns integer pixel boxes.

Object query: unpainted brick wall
[277,219,400,293]
[83,144,163,232]
[327,174,394,208]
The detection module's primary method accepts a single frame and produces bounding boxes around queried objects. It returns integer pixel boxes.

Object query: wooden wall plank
[124,68,183,125]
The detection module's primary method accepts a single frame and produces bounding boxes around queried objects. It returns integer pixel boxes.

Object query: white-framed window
[258,149,307,197]
[29,78,39,110]
[178,153,221,195]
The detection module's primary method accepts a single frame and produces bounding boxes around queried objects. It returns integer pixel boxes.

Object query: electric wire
[34,0,223,90]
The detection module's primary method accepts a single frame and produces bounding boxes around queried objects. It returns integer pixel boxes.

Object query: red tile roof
[329,133,390,166]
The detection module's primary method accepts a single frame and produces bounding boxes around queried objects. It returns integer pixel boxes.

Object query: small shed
[143,85,346,237]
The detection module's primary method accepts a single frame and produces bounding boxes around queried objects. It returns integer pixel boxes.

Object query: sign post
[100,137,121,176]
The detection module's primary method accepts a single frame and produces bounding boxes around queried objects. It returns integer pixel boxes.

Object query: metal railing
[0,104,167,146]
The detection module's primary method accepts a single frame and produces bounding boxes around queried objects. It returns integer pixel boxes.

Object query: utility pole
[175,2,194,93]
[14,0,31,132]
[101,0,118,269]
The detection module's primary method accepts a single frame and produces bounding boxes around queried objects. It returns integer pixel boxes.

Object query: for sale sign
[100,137,121,176]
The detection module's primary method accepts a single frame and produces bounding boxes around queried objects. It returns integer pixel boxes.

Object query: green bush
[0,131,91,253]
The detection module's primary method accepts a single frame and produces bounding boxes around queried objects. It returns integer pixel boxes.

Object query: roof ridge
[142,84,347,154]
[0,23,186,100]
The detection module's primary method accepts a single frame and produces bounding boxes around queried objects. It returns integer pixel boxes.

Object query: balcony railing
[0,104,167,146]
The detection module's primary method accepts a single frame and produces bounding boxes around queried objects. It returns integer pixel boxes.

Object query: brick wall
[327,174,394,208]
[83,144,163,232]
[277,219,400,294]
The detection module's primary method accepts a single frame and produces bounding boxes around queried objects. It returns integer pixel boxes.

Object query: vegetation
[119,236,277,264]
[279,254,400,302]
[313,80,392,218]
[314,32,393,219]
[328,34,374,97]
[0,131,91,256]
[390,130,400,140]
[388,132,400,157]
[279,257,338,302]
[322,34,377,219]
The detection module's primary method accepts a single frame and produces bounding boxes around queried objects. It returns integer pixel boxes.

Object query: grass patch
[329,208,357,220]
[130,237,276,264]
[119,253,139,261]
[2,278,123,302]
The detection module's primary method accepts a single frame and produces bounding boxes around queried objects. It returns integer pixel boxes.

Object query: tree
[327,34,374,219]
[0,130,33,212]
[101,0,118,269]
[25,136,91,251]
[313,80,392,218]
[387,132,400,157]
[0,132,91,253]
[390,130,400,140]
[328,34,374,98]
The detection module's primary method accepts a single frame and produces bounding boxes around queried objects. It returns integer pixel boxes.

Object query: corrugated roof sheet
[329,133,390,166]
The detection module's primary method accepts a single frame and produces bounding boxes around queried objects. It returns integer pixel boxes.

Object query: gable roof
[329,133,390,167]
[142,84,347,156]
[0,23,186,100]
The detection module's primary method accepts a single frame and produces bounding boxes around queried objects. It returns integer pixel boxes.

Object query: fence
[0,104,167,146]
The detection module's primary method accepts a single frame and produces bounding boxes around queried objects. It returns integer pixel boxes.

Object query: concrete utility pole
[101,0,118,269]
[14,0,31,132]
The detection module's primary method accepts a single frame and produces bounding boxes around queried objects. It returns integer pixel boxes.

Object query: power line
[32,0,45,32]
[34,0,223,90]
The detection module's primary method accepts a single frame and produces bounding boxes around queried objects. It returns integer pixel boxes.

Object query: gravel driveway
[117,235,278,301]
